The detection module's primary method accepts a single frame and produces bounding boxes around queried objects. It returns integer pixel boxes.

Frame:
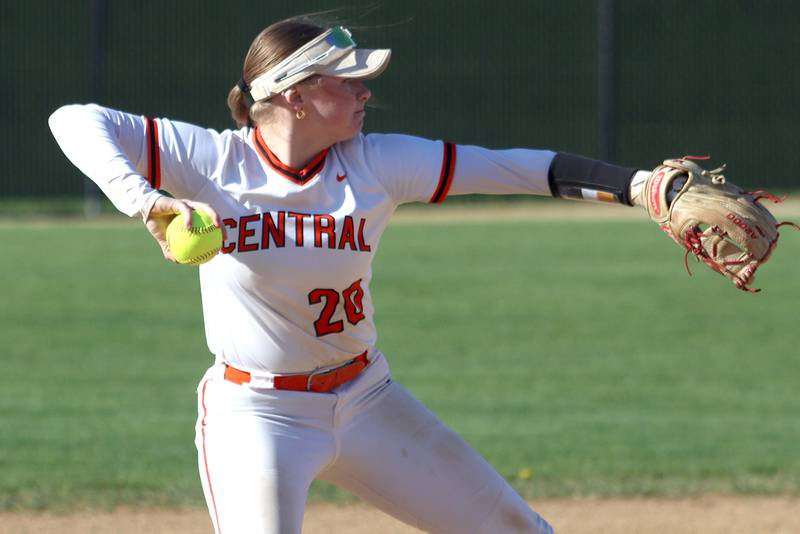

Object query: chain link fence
[3,0,798,205]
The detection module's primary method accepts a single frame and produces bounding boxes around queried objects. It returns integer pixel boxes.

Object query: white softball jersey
[50,103,560,534]
[49,104,555,374]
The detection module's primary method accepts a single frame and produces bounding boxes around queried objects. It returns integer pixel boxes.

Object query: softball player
[50,17,651,534]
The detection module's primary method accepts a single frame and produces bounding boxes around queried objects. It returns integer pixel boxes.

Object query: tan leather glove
[643,157,798,292]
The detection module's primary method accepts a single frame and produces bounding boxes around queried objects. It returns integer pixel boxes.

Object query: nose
[355,81,371,102]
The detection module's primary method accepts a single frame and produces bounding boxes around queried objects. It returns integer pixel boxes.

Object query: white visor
[247,26,391,103]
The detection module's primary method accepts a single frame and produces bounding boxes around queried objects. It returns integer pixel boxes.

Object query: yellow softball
[165,210,223,265]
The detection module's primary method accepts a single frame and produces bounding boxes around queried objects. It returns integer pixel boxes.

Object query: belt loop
[306,371,316,391]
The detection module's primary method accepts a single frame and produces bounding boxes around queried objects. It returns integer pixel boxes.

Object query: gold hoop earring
[295,109,306,120]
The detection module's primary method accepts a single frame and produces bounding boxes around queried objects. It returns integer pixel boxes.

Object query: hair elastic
[237,78,255,108]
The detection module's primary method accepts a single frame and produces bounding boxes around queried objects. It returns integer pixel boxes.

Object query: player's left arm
[359,134,648,207]
[358,131,659,208]
[454,145,798,292]
[447,145,652,207]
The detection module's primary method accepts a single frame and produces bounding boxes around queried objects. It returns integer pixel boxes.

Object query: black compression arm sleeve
[547,152,638,206]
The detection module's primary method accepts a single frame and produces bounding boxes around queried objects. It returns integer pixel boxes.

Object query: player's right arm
[48,103,224,260]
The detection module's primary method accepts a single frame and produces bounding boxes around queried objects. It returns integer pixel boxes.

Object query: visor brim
[318,48,391,80]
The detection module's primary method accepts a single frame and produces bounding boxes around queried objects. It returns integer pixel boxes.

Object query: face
[300,76,372,142]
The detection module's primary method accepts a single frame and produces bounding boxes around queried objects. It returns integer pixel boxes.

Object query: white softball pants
[194,353,553,534]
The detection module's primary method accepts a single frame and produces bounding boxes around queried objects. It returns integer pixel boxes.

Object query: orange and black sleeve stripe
[429,142,456,204]
[145,117,161,190]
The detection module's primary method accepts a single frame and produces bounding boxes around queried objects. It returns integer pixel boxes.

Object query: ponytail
[227,17,325,128]
[227,84,253,129]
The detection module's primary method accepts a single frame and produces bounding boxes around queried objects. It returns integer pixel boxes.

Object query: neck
[258,117,331,170]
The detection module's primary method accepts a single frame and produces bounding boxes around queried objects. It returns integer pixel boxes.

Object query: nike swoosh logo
[336,173,347,182]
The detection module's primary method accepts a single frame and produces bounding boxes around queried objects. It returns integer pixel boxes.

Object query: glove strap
[643,159,706,224]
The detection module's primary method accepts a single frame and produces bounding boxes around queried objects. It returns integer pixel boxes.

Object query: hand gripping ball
[166,210,223,265]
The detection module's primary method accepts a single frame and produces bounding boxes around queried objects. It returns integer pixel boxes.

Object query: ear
[281,87,304,108]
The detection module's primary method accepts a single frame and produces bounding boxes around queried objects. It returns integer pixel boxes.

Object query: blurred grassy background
[2,205,799,510]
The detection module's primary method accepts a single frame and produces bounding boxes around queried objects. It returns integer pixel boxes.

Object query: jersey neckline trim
[253,128,329,185]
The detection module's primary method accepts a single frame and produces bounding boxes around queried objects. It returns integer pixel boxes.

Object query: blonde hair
[227,18,326,128]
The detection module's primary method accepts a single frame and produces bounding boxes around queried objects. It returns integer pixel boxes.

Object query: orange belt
[224,352,369,393]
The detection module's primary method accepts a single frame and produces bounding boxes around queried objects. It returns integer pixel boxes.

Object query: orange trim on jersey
[200,378,222,533]
[145,117,161,190]
[430,142,456,204]
[153,120,161,189]
[253,128,329,185]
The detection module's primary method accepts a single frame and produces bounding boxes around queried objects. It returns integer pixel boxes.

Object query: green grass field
[1,210,799,511]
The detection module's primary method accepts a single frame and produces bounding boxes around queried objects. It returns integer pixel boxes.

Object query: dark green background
[3,0,799,198]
